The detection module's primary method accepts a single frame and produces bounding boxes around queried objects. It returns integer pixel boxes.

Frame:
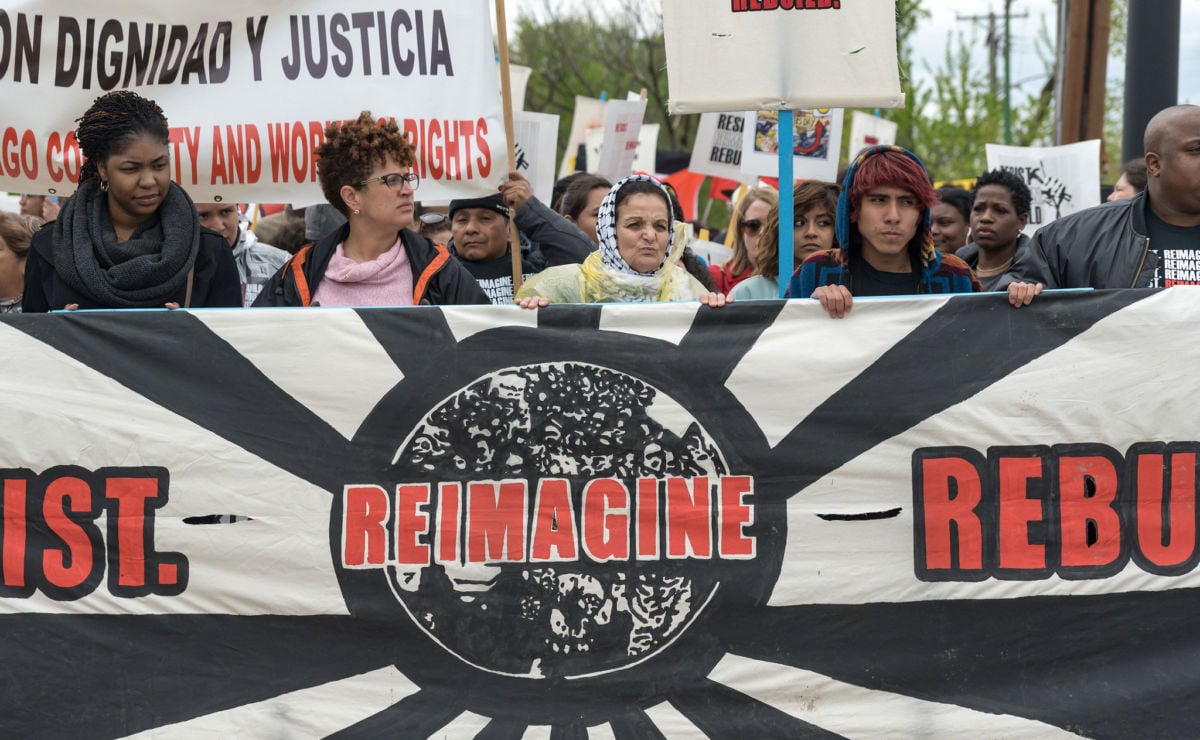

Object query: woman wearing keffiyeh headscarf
[515,175,728,306]
[22,91,241,312]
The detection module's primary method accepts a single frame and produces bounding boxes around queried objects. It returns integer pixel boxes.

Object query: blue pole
[777,110,794,298]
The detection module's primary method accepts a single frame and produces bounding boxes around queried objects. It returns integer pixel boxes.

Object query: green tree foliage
[508,1,693,167]
[1104,0,1129,180]
[865,3,1057,182]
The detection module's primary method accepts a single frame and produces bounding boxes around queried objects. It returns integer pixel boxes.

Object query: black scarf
[52,179,200,308]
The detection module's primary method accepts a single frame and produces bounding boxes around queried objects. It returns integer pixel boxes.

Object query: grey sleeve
[513,197,597,267]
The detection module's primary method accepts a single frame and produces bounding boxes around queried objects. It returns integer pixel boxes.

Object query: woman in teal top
[730,180,840,301]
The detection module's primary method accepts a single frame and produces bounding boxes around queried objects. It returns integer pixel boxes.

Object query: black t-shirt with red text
[1146,208,1200,287]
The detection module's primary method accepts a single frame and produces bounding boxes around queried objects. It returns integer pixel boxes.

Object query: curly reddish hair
[847,149,937,218]
[316,111,415,216]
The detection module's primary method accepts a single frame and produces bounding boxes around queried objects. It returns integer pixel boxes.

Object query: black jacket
[253,223,490,307]
[997,192,1159,290]
[450,196,596,276]
[23,224,240,312]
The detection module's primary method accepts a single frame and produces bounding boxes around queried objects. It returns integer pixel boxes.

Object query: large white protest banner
[5,288,1200,737]
[985,140,1102,236]
[741,109,843,181]
[662,0,903,114]
[512,111,559,205]
[0,1,506,204]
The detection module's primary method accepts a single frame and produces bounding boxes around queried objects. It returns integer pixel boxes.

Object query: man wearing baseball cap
[449,170,595,304]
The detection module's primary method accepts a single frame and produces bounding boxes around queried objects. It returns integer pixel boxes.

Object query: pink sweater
[312,238,414,307]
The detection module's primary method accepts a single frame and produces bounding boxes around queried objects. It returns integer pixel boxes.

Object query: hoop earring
[100,179,110,193]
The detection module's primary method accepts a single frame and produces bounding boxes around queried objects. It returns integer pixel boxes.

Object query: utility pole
[1122,1,1180,161]
[957,3,1028,144]
[1055,0,1112,148]
[1003,0,1012,144]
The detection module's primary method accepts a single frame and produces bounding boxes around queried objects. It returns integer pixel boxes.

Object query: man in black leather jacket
[1003,104,1200,306]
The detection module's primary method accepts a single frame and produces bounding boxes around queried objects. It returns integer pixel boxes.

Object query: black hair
[935,185,972,222]
[1120,158,1148,191]
[551,172,589,213]
[558,174,612,220]
[972,169,1032,218]
[76,91,170,184]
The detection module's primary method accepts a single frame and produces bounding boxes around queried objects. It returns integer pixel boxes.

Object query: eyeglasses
[359,172,420,191]
[740,218,764,236]
[419,211,448,225]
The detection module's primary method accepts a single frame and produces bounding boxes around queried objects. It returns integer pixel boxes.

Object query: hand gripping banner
[3,288,1200,737]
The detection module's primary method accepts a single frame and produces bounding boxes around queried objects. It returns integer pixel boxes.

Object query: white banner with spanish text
[0,1,506,204]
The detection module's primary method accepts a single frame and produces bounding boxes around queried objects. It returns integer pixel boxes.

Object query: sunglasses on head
[740,219,764,235]
[419,212,449,225]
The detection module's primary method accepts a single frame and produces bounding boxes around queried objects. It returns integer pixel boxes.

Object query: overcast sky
[502,1,1199,106]
[911,1,1199,104]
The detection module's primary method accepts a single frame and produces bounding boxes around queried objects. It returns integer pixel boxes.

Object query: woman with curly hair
[23,91,240,311]
[254,111,488,307]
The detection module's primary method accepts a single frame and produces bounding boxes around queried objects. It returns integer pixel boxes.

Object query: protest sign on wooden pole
[777,111,794,298]
[495,0,524,293]
[663,1,903,297]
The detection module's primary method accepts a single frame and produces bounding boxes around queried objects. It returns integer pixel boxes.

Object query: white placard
[985,140,1102,236]
[847,111,899,160]
[740,109,844,182]
[510,64,532,112]
[558,96,608,178]
[512,111,560,205]
[689,112,757,183]
[663,0,903,114]
[593,99,648,182]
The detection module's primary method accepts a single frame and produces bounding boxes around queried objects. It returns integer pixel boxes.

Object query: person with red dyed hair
[786,145,980,318]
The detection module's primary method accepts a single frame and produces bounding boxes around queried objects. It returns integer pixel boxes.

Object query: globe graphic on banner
[385,362,727,678]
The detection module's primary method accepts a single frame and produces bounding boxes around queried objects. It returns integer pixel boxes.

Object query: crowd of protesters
[2,91,1197,316]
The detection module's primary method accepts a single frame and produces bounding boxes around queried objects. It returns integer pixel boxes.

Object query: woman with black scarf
[22,91,240,312]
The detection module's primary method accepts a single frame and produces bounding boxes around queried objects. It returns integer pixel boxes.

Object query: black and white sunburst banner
[3,288,1199,738]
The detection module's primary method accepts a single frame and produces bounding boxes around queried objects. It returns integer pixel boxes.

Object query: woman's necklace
[975,256,1014,276]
